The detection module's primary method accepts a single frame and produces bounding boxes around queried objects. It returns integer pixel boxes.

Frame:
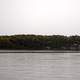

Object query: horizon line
[0,33,79,37]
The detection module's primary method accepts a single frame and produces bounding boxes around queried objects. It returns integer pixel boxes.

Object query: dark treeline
[0,34,80,50]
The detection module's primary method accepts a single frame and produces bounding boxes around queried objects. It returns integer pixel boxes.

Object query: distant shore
[0,34,80,50]
[0,50,80,53]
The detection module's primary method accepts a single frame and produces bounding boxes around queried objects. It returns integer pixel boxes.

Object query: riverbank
[0,50,80,53]
[0,35,80,50]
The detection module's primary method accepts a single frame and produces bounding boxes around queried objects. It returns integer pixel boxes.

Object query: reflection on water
[0,52,80,80]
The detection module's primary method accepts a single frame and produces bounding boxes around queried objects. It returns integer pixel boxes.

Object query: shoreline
[0,50,80,53]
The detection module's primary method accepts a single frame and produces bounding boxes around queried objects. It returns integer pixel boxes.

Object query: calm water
[0,51,80,80]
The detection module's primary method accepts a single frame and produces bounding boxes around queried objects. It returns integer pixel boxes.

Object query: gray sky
[0,0,80,36]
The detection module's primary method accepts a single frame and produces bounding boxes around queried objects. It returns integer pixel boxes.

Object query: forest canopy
[0,34,80,50]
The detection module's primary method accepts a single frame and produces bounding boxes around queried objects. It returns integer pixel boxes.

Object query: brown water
[0,52,80,80]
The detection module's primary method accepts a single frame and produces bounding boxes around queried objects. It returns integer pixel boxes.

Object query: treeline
[0,34,80,50]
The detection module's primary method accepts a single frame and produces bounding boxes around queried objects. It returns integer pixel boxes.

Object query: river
[0,51,80,80]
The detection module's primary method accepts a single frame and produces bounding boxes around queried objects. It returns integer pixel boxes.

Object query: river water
[0,52,80,80]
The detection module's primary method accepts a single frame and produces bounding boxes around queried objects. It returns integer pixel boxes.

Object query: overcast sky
[0,0,80,36]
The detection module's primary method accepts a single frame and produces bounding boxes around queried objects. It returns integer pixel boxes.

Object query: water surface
[0,51,80,80]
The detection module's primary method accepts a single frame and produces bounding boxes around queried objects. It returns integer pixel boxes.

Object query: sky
[0,0,80,36]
